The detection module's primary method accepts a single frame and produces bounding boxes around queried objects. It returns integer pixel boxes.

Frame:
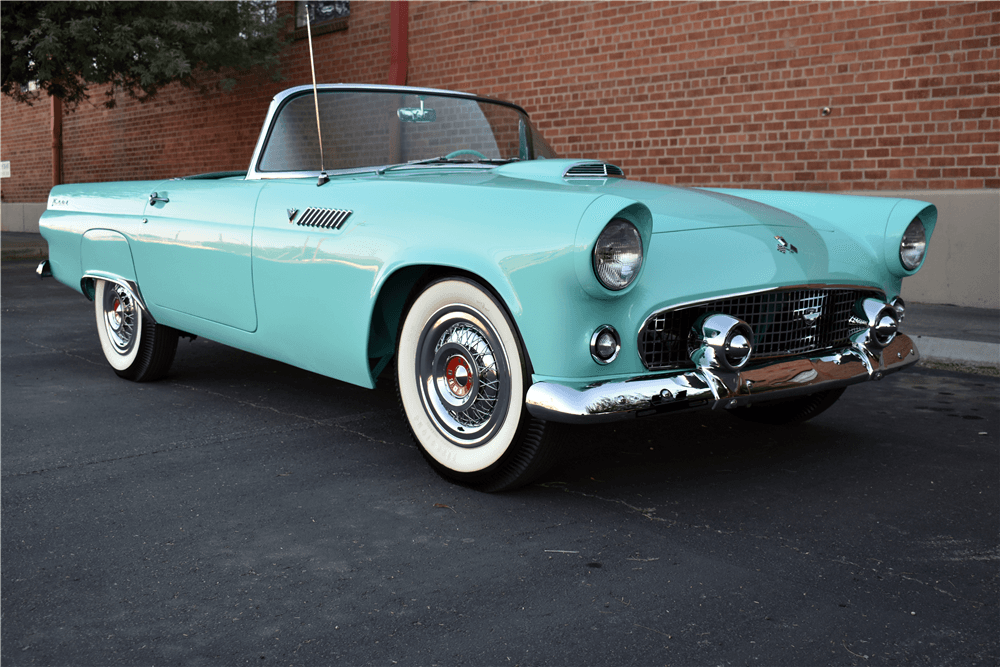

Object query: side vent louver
[295,207,352,230]
[564,162,625,179]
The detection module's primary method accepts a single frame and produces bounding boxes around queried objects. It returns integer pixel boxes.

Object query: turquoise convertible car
[38,84,935,491]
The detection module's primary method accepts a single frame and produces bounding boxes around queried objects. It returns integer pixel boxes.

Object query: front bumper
[525,333,919,423]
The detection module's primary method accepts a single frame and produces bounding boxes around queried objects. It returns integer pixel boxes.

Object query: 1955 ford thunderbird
[38,84,936,491]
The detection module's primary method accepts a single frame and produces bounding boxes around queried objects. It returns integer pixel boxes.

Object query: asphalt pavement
[2,256,998,666]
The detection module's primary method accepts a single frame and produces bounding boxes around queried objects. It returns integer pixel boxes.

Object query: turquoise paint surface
[131,179,263,332]
[39,161,936,390]
[81,230,137,283]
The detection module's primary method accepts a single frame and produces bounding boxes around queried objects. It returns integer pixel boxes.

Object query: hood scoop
[492,159,626,184]
[563,162,625,179]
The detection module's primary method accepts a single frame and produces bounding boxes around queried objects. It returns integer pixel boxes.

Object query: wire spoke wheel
[102,283,138,355]
[94,279,179,382]
[417,310,511,447]
[397,278,559,491]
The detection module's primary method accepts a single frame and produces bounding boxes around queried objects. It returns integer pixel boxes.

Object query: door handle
[149,192,169,205]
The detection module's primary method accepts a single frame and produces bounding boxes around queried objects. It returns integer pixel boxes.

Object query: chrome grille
[564,162,625,178]
[296,207,352,230]
[638,288,879,371]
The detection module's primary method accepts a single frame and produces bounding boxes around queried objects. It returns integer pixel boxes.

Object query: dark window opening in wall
[294,1,349,38]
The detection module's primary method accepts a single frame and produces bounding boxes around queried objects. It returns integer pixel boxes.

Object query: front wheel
[95,279,178,382]
[396,278,558,492]
[727,387,846,425]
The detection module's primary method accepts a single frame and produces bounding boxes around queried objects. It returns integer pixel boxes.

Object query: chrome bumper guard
[525,334,919,424]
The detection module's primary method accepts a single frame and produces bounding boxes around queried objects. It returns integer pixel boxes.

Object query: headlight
[593,218,643,291]
[899,218,926,270]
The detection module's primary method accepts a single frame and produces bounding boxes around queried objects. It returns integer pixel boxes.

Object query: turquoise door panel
[251,178,382,385]
[131,180,264,332]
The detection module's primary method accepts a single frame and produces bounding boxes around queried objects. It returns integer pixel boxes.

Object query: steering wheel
[445,149,487,160]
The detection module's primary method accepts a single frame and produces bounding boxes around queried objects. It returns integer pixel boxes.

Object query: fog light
[591,325,620,364]
[890,296,905,323]
[873,312,898,347]
[691,313,754,372]
[855,298,898,349]
[725,331,752,369]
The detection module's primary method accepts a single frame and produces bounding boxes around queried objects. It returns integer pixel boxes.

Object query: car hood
[491,160,822,234]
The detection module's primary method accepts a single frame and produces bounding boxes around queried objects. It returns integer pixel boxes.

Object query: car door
[130,178,264,332]
[249,177,384,386]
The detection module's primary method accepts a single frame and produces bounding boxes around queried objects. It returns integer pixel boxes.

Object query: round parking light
[591,325,621,364]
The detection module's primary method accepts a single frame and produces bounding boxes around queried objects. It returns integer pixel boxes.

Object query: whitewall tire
[396,278,558,491]
[95,279,178,382]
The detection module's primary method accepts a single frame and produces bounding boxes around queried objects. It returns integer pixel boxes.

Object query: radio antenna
[304,3,328,185]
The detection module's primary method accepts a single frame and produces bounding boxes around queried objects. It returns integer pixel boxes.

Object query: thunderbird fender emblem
[775,236,798,254]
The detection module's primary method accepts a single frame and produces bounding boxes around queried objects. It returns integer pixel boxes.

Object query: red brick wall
[408,0,999,191]
[0,1,391,202]
[2,0,997,202]
[1,96,54,203]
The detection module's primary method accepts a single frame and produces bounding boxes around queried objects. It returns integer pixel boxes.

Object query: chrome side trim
[80,273,156,324]
[525,333,918,424]
[36,259,52,278]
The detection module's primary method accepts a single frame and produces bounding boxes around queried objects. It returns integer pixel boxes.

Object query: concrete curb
[1,245,47,261]
[914,336,1000,369]
[1,232,48,261]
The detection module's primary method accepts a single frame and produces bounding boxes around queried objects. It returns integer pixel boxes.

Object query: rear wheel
[396,278,558,492]
[728,387,846,425]
[95,279,178,382]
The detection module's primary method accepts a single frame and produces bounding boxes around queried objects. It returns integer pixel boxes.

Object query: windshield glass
[258,90,556,173]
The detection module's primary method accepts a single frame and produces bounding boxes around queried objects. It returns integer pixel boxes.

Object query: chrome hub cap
[416,308,511,447]
[103,284,137,354]
[444,355,473,398]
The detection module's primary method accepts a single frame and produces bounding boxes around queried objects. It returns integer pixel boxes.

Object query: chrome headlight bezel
[899,218,927,271]
[592,218,643,291]
[883,204,935,277]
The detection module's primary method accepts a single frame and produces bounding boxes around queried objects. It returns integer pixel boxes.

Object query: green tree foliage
[1,1,288,109]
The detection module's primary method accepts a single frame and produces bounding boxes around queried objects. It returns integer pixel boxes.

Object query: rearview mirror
[397,107,437,123]
[398,97,436,123]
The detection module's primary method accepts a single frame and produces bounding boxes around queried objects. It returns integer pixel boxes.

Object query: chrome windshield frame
[244,84,532,181]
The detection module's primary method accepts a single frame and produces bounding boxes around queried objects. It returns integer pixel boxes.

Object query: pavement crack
[1,423,316,478]
[536,483,678,525]
[21,339,103,366]
[172,383,336,426]
[171,383,408,447]
[20,339,408,449]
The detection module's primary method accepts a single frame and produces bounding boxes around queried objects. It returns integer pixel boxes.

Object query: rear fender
[79,229,155,322]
